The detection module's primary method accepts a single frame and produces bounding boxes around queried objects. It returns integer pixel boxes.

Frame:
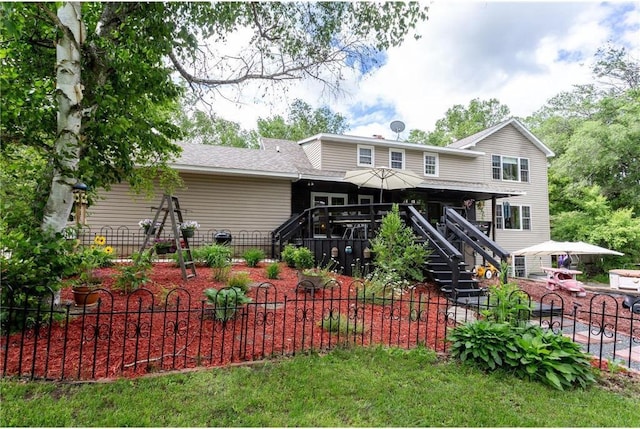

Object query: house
[86,117,554,277]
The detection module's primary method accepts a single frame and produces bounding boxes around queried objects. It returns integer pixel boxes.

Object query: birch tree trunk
[41,2,85,233]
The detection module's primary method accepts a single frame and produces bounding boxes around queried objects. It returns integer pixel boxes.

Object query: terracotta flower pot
[72,286,100,306]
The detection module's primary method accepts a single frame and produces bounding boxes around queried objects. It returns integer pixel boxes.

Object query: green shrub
[265,262,281,279]
[113,250,153,294]
[293,246,314,270]
[200,244,232,281]
[369,204,430,282]
[448,321,596,390]
[243,248,265,267]
[204,287,252,321]
[201,244,232,268]
[281,244,297,267]
[227,271,252,293]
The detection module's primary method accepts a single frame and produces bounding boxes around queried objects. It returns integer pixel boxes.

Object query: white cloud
[199,1,640,140]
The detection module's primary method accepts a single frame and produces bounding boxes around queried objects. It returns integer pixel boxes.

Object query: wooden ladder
[140,194,197,281]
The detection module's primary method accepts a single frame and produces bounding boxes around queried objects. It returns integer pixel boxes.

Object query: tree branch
[35,2,81,53]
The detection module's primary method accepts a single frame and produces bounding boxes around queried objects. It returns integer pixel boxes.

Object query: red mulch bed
[1,263,449,381]
[500,277,639,336]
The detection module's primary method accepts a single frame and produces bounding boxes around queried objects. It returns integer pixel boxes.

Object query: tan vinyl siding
[301,140,322,169]
[474,125,552,275]
[86,172,292,235]
[320,140,360,170]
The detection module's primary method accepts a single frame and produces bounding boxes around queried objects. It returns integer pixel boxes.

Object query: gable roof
[447,118,555,157]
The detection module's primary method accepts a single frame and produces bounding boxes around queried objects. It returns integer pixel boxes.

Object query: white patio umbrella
[343,167,424,201]
[512,240,624,256]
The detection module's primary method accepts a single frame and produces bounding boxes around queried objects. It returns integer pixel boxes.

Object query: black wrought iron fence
[1,285,638,381]
[76,226,274,260]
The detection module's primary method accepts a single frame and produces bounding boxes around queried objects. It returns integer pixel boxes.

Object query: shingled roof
[447,117,554,157]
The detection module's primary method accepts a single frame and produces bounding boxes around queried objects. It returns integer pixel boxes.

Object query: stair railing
[406,205,463,290]
[443,207,510,269]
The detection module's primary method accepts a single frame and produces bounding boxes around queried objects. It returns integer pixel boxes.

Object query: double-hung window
[496,203,531,230]
[492,155,530,182]
[424,153,438,176]
[390,149,404,169]
[358,145,374,166]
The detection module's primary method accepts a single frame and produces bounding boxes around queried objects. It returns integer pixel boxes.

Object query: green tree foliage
[553,90,640,213]
[523,44,640,269]
[551,184,640,269]
[407,98,510,146]
[177,110,259,148]
[257,99,349,141]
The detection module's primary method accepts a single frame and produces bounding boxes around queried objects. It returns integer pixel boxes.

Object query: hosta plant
[204,287,252,321]
[448,321,596,390]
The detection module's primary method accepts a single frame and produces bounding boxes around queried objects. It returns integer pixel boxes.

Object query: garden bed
[2,262,449,381]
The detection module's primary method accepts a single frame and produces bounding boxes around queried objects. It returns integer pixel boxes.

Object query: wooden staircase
[424,252,480,298]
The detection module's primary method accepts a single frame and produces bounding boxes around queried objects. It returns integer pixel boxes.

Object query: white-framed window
[513,256,526,277]
[496,202,531,230]
[357,145,374,166]
[311,192,348,207]
[389,149,405,169]
[424,153,438,176]
[492,154,530,182]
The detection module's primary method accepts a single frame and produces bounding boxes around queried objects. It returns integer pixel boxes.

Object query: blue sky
[205,1,640,140]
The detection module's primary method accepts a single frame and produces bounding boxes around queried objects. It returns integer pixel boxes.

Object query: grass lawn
[2,346,639,427]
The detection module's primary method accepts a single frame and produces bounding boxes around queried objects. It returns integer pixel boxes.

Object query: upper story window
[389,149,405,169]
[492,155,530,182]
[357,145,374,166]
[424,153,438,176]
[496,203,531,230]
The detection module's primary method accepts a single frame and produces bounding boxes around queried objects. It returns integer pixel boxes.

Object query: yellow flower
[104,246,114,255]
[94,235,106,246]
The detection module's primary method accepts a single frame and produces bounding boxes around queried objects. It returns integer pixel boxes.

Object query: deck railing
[2,283,638,381]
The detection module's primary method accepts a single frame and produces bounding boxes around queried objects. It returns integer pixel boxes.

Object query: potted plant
[293,248,339,291]
[139,218,160,235]
[71,235,114,306]
[154,239,176,254]
[180,220,200,238]
[204,287,252,321]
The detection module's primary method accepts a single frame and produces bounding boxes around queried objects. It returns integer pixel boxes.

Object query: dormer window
[389,149,405,169]
[358,145,374,166]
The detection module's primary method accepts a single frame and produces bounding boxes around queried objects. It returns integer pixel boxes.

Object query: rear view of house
[86,118,554,278]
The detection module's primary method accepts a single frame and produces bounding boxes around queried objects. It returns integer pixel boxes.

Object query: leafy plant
[227,271,252,293]
[356,270,405,305]
[243,248,265,267]
[113,250,153,294]
[369,204,430,282]
[448,321,596,390]
[292,246,314,270]
[481,282,532,325]
[204,287,252,321]
[70,235,115,286]
[281,244,298,267]
[200,244,232,281]
[265,262,281,279]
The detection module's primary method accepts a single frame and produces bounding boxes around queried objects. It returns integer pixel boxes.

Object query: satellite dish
[390,120,405,139]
